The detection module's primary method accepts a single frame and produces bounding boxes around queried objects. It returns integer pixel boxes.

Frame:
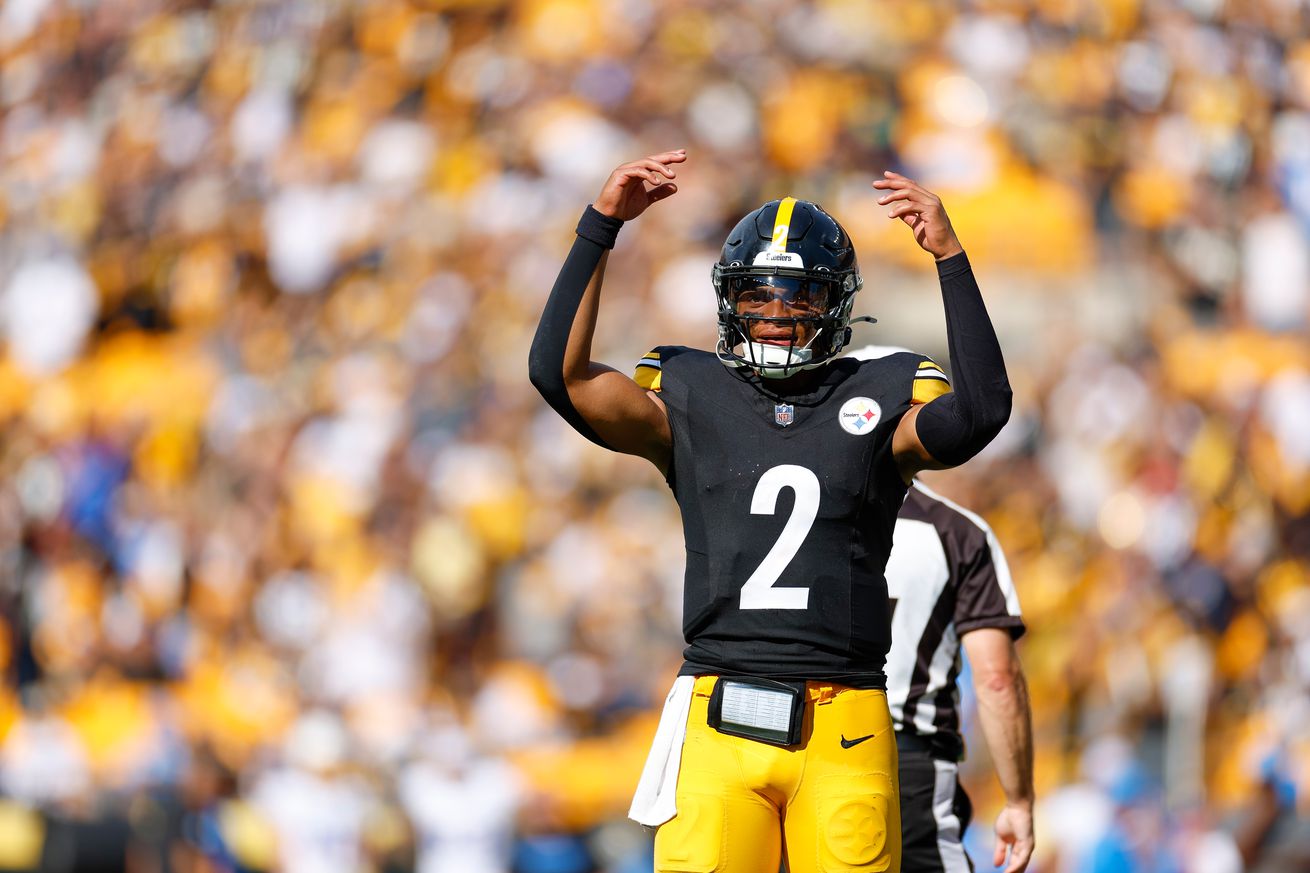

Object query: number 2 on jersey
[740,464,819,610]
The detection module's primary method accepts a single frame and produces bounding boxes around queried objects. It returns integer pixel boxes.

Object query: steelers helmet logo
[839,397,882,435]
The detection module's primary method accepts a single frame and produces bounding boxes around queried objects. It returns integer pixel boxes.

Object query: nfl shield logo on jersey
[774,403,795,427]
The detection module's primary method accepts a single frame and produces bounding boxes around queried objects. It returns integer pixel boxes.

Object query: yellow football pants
[654,675,901,873]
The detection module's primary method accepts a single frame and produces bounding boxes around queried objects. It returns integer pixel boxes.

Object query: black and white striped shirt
[885,481,1024,757]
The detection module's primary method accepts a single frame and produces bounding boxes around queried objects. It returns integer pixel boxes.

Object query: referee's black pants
[897,732,974,873]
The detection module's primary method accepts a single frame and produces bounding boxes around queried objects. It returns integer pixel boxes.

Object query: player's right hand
[993,803,1034,873]
[593,150,685,221]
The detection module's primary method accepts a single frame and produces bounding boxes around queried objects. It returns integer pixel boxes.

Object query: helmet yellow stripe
[768,197,797,252]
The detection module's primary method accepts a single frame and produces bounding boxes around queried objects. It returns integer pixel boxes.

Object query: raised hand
[594,150,686,221]
[872,171,964,261]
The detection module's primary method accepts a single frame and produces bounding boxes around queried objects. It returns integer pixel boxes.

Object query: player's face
[729,276,829,346]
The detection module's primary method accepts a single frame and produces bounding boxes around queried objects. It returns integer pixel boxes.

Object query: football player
[528,150,1012,873]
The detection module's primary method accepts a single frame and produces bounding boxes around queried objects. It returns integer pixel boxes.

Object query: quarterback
[528,150,1011,873]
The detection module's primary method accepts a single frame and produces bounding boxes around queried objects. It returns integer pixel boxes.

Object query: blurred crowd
[1,0,1309,871]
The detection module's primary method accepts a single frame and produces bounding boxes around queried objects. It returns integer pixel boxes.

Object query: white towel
[627,675,695,827]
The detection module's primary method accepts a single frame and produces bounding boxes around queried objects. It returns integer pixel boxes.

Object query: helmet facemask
[714,272,858,378]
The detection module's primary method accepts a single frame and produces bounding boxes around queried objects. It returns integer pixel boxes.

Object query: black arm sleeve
[915,252,1012,466]
[527,209,623,450]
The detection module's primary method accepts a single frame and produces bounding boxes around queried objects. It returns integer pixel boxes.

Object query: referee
[884,478,1035,872]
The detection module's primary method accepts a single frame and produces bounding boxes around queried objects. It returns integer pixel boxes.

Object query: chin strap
[745,340,814,378]
[718,312,879,379]
[716,332,820,380]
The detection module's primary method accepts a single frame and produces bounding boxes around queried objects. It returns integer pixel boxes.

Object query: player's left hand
[872,171,964,261]
[992,803,1034,873]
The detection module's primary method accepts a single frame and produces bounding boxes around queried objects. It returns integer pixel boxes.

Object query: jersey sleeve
[912,356,952,405]
[633,347,665,392]
[952,524,1026,639]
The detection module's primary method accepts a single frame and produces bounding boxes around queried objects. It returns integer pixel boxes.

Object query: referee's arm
[961,627,1034,873]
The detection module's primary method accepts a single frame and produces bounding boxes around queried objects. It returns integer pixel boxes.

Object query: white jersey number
[740,464,819,610]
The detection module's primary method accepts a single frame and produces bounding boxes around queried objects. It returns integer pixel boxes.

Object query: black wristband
[576,205,624,249]
[935,251,971,280]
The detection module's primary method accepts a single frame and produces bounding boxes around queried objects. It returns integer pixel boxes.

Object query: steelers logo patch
[824,798,887,865]
[839,397,882,435]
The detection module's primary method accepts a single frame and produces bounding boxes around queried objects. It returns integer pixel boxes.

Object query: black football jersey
[633,347,951,686]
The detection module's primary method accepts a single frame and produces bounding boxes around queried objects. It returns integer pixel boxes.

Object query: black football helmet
[712,197,868,378]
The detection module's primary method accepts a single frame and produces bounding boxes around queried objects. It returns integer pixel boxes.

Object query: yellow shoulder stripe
[633,349,663,392]
[634,366,662,392]
[912,377,952,405]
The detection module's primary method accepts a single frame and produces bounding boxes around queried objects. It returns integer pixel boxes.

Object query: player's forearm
[974,664,1035,808]
[562,248,608,383]
[528,208,623,448]
[915,254,1012,466]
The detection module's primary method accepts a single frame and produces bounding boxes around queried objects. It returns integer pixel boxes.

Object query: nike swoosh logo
[840,733,876,749]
